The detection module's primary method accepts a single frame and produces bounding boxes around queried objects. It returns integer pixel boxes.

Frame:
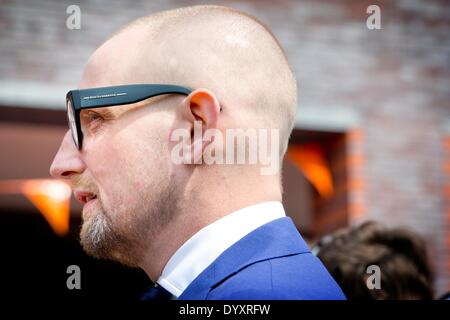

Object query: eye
[80,110,105,131]
[85,110,103,121]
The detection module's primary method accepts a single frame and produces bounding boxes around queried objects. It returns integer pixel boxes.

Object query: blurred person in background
[314,221,434,300]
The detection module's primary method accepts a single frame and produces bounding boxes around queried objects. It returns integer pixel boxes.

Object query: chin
[79,211,112,257]
[79,211,141,268]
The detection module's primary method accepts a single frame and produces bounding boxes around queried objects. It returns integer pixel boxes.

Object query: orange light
[445,186,450,199]
[443,138,450,151]
[347,129,364,142]
[445,162,450,175]
[349,178,366,191]
[349,203,365,219]
[0,179,71,236]
[287,144,334,198]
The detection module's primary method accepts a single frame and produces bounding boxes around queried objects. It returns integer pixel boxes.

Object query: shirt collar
[156,201,286,298]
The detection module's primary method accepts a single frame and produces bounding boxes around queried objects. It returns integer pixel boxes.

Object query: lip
[83,197,97,213]
[73,190,97,205]
[81,198,98,221]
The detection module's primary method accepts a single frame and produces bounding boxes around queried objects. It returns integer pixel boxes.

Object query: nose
[50,131,86,179]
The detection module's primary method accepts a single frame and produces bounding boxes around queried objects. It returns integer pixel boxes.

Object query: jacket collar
[178,217,310,299]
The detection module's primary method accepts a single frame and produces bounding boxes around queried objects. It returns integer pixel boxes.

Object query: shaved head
[52,5,297,272]
[82,5,297,156]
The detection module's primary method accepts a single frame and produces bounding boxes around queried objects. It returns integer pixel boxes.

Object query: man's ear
[183,88,221,129]
[182,89,221,163]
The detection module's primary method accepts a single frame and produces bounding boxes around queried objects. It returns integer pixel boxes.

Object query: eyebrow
[82,107,117,119]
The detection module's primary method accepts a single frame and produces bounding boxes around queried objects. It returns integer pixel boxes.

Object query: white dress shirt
[157,201,286,298]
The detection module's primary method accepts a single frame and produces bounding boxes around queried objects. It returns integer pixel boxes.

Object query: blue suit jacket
[178,217,346,300]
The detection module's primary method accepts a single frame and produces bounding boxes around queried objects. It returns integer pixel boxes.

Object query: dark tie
[141,284,173,300]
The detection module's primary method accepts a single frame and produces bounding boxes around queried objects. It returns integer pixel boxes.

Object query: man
[50,5,345,300]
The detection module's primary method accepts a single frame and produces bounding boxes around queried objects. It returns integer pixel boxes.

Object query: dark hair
[316,221,434,299]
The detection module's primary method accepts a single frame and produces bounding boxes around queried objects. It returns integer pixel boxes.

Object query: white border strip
[0,80,71,110]
[295,106,361,131]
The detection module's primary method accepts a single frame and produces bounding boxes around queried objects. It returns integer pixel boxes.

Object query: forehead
[79,27,158,89]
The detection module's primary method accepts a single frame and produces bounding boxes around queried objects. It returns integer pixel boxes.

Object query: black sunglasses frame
[66,84,192,149]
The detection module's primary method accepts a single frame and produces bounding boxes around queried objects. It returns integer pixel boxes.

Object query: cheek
[83,130,169,217]
[83,142,134,209]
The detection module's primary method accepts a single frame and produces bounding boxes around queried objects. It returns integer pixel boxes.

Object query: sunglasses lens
[66,99,79,148]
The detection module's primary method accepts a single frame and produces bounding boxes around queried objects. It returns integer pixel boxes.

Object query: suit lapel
[178,217,310,299]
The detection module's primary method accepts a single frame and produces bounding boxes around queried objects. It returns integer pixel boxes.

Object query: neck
[139,167,282,282]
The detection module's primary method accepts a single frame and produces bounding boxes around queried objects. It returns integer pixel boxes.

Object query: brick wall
[1,0,449,295]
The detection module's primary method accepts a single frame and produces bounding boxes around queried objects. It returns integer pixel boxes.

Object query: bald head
[81,5,297,156]
[51,5,297,273]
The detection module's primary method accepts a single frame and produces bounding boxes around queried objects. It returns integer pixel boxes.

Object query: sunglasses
[66,84,192,149]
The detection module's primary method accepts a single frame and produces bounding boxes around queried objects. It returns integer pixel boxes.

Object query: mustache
[70,175,99,194]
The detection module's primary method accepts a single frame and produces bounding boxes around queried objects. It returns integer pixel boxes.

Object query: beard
[74,174,176,268]
[79,203,136,265]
